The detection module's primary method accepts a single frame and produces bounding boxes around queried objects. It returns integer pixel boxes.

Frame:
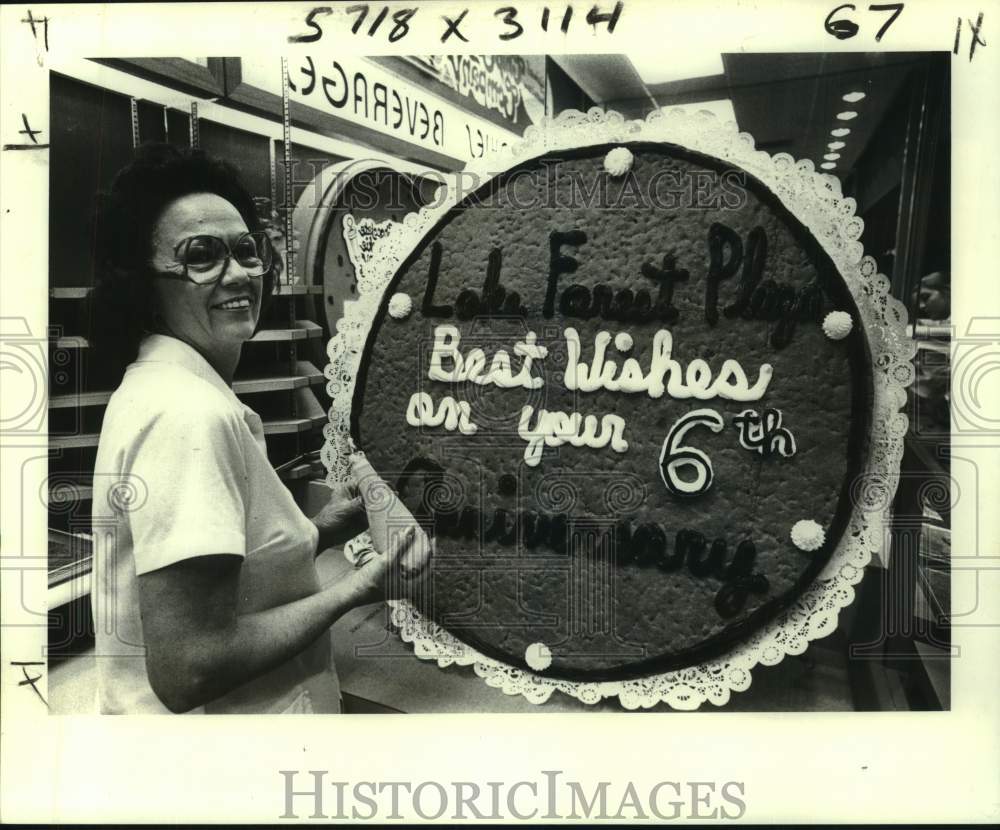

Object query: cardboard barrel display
[325,109,913,707]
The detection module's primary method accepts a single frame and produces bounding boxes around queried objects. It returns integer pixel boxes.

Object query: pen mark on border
[11,662,49,708]
[21,10,50,51]
[3,115,47,151]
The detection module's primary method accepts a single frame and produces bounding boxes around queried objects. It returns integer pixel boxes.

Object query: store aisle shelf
[49,287,92,299]
[52,416,326,446]
[274,284,324,295]
[50,364,327,406]
[52,336,91,349]
[278,462,319,481]
[50,390,112,408]
[50,433,101,449]
[289,360,326,386]
[49,528,94,602]
[250,321,323,342]
[261,414,327,435]
[233,374,311,394]
[50,483,94,502]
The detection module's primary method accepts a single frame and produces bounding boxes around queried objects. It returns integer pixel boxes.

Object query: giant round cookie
[350,141,872,681]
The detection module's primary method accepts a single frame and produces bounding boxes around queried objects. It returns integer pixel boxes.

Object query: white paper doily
[320,107,916,710]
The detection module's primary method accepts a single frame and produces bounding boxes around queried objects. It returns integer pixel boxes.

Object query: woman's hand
[350,525,434,606]
[347,452,434,605]
[311,478,369,552]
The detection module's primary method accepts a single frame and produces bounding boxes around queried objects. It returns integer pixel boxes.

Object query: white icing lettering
[732,408,797,457]
[406,392,478,435]
[517,405,628,467]
[563,328,772,401]
[659,408,725,497]
[428,325,546,389]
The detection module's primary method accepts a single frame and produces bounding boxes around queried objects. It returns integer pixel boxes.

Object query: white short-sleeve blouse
[91,334,341,714]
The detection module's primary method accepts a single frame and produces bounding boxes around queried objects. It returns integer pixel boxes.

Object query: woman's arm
[136,437,432,713]
[137,554,366,712]
[138,523,430,713]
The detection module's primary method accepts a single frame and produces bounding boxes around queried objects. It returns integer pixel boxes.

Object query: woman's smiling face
[149,192,263,357]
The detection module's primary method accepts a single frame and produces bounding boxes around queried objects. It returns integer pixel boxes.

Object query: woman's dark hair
[91,142,278,381]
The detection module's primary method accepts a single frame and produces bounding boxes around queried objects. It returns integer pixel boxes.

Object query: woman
[90,143,430,714]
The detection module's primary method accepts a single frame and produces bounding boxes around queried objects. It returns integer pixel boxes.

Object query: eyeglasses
[155,231,273,285]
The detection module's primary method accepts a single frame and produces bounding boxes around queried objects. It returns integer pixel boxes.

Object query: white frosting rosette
[822,310,853,340]
[603,146,634,177]
[387,292,413,320]
[790,519,826,552]
[525,642,553,672]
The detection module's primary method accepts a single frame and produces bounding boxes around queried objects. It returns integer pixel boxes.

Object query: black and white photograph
[1,0,997,824]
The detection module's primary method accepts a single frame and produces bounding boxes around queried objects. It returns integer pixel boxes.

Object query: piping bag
[349,449,433,583]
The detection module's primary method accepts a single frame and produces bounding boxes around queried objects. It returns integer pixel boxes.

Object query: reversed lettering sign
[240,56,521,164]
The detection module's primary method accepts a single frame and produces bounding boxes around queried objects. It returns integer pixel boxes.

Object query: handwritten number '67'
[825,3,904,41]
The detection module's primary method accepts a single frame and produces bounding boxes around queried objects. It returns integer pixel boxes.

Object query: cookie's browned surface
[353,144,871,679]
